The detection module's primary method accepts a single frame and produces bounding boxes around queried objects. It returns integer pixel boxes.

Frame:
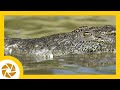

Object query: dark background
[0,0,119,11]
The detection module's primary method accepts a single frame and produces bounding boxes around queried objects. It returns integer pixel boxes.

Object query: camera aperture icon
[0,60,20,79]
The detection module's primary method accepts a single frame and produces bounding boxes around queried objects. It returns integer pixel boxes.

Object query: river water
[4,16,116,74]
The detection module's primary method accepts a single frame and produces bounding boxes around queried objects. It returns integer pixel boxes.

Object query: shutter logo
[0,60,20,79]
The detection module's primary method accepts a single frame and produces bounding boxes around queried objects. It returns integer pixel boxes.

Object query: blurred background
[4,16,115,39]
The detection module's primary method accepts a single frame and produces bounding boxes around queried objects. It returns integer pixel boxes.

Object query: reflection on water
[4,16,116,74]
[23,52,116,74]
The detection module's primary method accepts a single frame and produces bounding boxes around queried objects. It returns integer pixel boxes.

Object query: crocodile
[4,25,116,61]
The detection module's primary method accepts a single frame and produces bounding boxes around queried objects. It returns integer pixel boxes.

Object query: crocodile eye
[83,32,92,36]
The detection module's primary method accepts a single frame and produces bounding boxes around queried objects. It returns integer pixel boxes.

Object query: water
[4,16,116,74]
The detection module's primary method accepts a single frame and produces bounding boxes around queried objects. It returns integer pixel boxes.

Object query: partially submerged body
[4,25,116,61]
